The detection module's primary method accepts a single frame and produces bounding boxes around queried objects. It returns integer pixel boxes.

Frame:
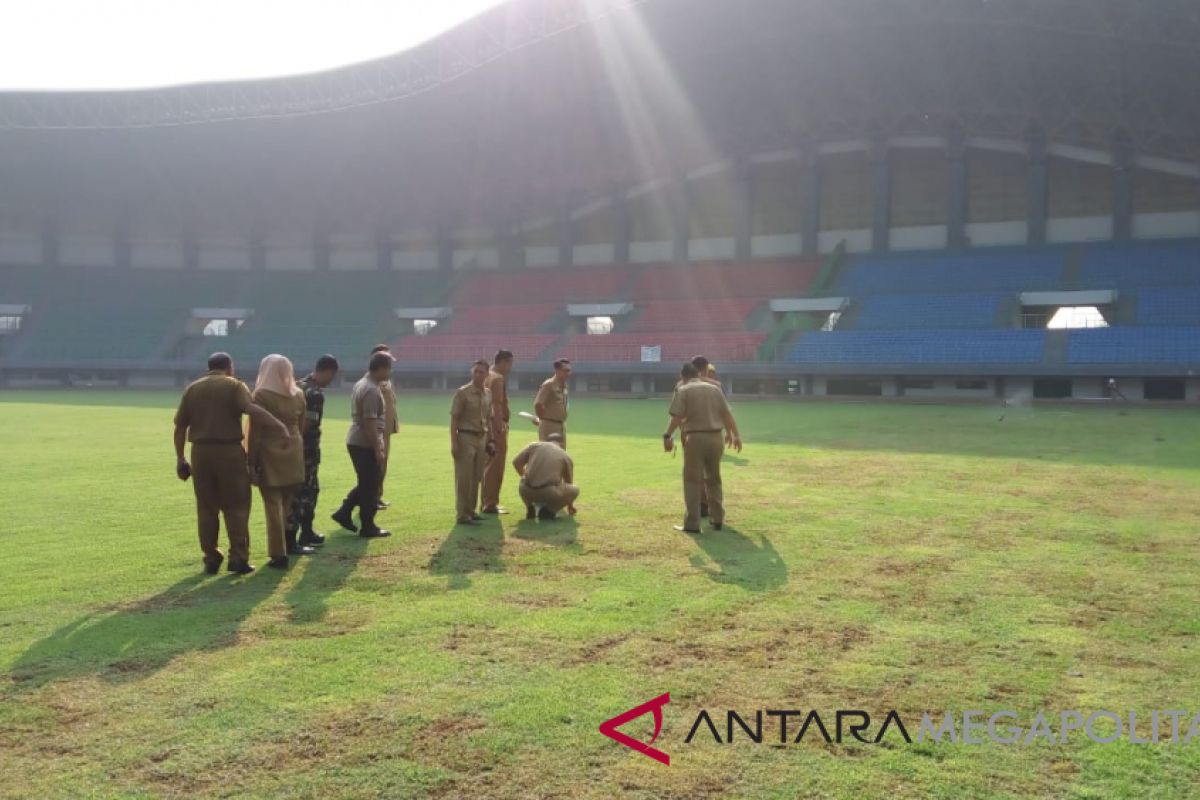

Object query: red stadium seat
[555,332,766,363]
[389,333,557,363]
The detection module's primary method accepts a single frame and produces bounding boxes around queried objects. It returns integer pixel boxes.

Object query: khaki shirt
[450,382,492,435]
[346,375,386,448]
[487,370,509,424]
[380,380,399,435]
[174,370,253,443]
[251,388,306,487]
[535,377,568,423]
[513,441,573,487]
[668,379,731,433]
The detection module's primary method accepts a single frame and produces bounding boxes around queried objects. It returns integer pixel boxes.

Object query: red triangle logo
[599,692,671,766]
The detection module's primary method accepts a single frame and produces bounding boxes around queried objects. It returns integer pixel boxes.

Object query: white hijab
[255,354,301,397]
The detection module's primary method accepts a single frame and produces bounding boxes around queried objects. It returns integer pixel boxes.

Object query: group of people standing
[173,346,740,574]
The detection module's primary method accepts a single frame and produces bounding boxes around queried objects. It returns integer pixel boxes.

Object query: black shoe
[227,560,256,575]
[471,513,484,521]
[267,556,290,570]
[457,518,481,526]
[287,543,316,556]
[711,522,723,531]
[359,528,392,539]
[203,554,224,575]
[377,499,391,510]
[331,509,358,533]
[673,525,701,534]
[482,506,509,515]
[538,508,557,521]
[700,504,709,518]
[298,531,325,546]
[525,504,536,520]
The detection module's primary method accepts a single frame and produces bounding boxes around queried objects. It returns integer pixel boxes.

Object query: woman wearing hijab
[247,354,308,569]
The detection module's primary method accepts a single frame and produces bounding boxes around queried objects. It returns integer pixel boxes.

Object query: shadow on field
[285,533,368,624]
[687,527,787,591]
[9,570,284,691]
[429,519,505,590]
[511,515,580,548]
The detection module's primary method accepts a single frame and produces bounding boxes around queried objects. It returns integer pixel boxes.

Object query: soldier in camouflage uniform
[286,354,340,548]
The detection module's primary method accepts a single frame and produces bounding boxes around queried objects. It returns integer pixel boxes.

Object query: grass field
[1,389,1198,799]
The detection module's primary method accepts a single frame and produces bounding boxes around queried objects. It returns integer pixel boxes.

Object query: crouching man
[512,432,578,521]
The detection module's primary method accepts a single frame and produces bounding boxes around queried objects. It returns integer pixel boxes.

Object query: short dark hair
[494,349,514,365]
[315,354,339,373]
[371,344,391,355]
[691,355,710,372]
[208,352,232,371]
[680,362,700,379]
[472,359,490,371]
[369,352,394,372]
[553,359,572,370]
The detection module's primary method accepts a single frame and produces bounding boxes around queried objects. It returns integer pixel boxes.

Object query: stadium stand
[390,333,557,363]
[558,332,765,363]
[20,305,181,363]
[1134,288,1200,326]
[1066,326,1200,364]
[787,329,1046,365]
[834,249,1066,295]
[624,299,762,332]
[631,260,818,300]
[451,265,631,305]
[849,292,1009,330]
[1076,240,1200,288]
[440,303,559,334]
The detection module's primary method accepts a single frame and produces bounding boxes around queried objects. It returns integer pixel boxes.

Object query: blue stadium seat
[788,329,1045,365]
[851,292,1008,330]
[835,249,1065,295]
[1078,241,1200,288]
[1067,326,1200,364]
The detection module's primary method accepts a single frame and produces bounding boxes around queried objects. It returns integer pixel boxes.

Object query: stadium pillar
[612,188,631,264]
[870,135,891,253]
[801,147,821,259]
[1112,134,1134,241]
[734,155,753,261]
[670,175,689,263]
[946,130,968,250]
[1027,132,1049,245]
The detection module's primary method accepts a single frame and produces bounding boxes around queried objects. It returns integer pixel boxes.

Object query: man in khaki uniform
[663,362,743,534]
[687,355,722,518]
[173,352,288,575]
[481,349,513,514]
[450,360,495,525]
[512,433,578,520]
[371,344,399,508]
[534,359,572,447]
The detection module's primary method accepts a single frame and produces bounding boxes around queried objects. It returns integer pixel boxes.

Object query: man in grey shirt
[331,352,393,538]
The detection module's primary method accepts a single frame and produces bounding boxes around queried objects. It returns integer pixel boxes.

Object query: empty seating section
[23,306,179,362]
[441,304,558,334]
[559,332,765,364]
[1135,288,1200,326]
[788,330,1045,365]
[215,317,392,369]
[836,250,1065,295]
[1067,327,1200,364]
[452,266,631,305]
[1077,241,1200,288]
[852,293,1007,329]
[625,299,761,332]
[390,333,556,363]
[632,261,817,300]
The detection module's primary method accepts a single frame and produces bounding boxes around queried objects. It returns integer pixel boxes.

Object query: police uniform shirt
[174,370,253,443]
[346,375,385,448]
[535,378,568,422]
[668,379,731,433]
[450,383,492,434]
[487,370,509,425]
[513,441,573,487]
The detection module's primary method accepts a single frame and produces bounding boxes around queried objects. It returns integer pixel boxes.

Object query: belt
[523,480,559,490]
[540,418,564,424]
[684,429,721,434]
[458,430,484,436]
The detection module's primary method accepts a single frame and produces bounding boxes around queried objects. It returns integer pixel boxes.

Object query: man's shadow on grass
[511,515,582,551]
[687,526,787,592]
[285,532,368,624]
[429,518,505,590]
[9,569,284,691]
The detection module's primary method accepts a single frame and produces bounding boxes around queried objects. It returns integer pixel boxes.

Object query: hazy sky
[0,0,508,91]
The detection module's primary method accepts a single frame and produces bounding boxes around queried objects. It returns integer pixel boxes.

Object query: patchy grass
[0,390,1198,798]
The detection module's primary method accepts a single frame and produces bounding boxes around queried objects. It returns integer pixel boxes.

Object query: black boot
[525,504,536,520]
[331,506,358,533]
[298,529,326,546]
[538,507,557,521]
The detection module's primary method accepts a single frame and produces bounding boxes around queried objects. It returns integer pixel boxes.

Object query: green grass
[0,390,1198,799]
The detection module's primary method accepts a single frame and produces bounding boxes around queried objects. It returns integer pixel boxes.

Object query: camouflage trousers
[285,454,320,536]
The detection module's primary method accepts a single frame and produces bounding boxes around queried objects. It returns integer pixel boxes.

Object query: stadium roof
[2,0,1199,236]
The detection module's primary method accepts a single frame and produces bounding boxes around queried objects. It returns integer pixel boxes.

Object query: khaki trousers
[259,485,295,559]
[481,427,508,509]
[519,479,579,515]
[191,442,252,565]
[453,432,487,522]
[682,431,724,529]
[380,434,393,495]
[538,419,566,448]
